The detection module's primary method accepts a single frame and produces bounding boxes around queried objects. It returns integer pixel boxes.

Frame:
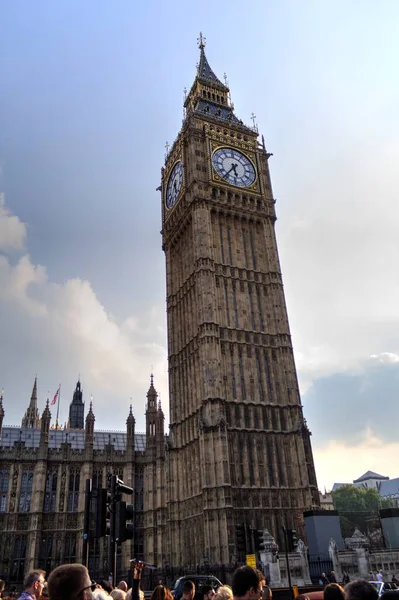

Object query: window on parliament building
[67,469,80,512]
[0,469,9,512]
[64,533,76,563]
[19,470,33,512]
[39,534,53,573]
[10,536,27,582]
[44,471,58,513]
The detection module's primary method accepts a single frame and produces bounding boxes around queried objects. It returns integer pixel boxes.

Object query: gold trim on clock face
[165,160,183,209]
[212,147,256,188]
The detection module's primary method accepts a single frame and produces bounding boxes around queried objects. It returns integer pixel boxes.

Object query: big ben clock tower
[161,35,319,568]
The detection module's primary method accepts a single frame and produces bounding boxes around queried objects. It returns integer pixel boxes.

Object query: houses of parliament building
[0,38,319,582]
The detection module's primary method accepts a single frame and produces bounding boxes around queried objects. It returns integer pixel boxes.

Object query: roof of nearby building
[353,470,389,483]
[379,478,399,497]
[0,426,146,452]
[332,482,348,491]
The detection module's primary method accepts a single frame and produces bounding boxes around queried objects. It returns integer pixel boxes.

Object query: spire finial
[197,32,206,50]
[224,73,229,87]
[150,372,154,386]
[165,141,169,160]
[251,112,258,131]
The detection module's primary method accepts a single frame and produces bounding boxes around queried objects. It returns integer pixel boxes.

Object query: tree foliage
[332,484,394,540]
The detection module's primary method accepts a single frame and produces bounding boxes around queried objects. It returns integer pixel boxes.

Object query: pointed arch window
[19,470,33,512]
[10,535,27,582]
[67,469,80,512]
[64,533,76,563]
[0,469,9,512]
[39,534,53,572]
[43,470,58,512]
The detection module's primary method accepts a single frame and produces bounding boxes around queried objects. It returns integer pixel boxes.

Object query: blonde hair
[111,591,126,600]
[214,586,233,600]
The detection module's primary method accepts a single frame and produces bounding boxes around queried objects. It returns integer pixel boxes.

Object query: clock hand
[231,163,238,177]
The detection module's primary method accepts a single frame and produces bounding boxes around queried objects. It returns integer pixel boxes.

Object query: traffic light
[115,500,134,543]
[95,487,111,538]
[287,529,298,552]
[236,523,247,553]
[254,529,264,552]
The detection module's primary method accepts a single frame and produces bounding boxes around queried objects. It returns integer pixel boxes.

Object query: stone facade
[161,42,319,567]
[0,380,165,582]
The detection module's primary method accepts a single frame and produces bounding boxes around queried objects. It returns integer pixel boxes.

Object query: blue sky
[1,1,398,490]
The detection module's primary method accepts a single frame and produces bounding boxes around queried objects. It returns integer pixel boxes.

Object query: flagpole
[56,384,61,430]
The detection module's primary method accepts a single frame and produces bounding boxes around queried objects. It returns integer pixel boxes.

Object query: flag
[51,386,60,406]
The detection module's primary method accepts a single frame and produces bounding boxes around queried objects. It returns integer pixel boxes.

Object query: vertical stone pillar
[259,529,281,588]
[345,529,370,578]
[297,539,312,585]
[329,538,343,581]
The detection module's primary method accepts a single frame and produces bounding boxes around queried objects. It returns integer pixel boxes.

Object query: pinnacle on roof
[86,400,95,422]
[0,389,4,418]
[127,404,135,423]
[30,376,38,407]
[196,32,226,89]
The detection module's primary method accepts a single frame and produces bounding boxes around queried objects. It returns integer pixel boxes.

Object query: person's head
[232,567,263,600]
[182,581,195,600]
[324,584,345,600]
[214,586,233,600]
[118,583,128,593]
[24,571,46,599]
[151,585,173,600]
[203,586,215,600]
[110,591,125,600]
[345,580,379,600]
[321,574,326,579]
[100,581,113,595]
[0,580,5,597]
[48,564,95,600]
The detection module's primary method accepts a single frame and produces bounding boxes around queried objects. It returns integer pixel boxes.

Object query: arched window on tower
[0,468,9,512]
[39,534,53,572]
[43,470,58,512]
[64,533,76,563]
[67,469,80,512]
[19,470,33,512]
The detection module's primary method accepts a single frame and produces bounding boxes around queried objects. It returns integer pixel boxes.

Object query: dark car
[171,575,222,600]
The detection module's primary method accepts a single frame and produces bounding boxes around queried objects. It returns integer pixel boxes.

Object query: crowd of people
[0,563,396,600]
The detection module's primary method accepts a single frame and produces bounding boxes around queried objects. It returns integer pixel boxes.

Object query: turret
[0,390,4,440]
[85,401,95,439]
[146,374,158,452]
[40,400,51,445]
[127,404,135,439]
[69,380,84,429]
[21,377,41,428]
[156,396,165,459]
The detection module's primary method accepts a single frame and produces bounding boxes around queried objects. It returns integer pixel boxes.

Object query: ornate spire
[127,403,135,424]
[85,399,95,436]
[21,376,41,428]
[41,399,51,433]
[0,389,4,419]
[147,373,158,410]
[196,33,225,88]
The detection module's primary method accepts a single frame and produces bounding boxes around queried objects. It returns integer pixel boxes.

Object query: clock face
[166,161,183,209]
[212,147,256,187]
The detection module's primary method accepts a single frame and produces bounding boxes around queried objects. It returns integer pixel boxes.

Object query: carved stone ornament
[345,528,370,550]
[296,538,306,554]
[329,537,339,558]
[262,528,279,554]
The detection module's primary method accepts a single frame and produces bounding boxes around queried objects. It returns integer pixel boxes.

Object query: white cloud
[278,133,399,393]
[0,199,168,430]
[0,193,26,251]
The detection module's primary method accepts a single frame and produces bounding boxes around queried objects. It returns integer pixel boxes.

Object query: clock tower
[161,35,319,567]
